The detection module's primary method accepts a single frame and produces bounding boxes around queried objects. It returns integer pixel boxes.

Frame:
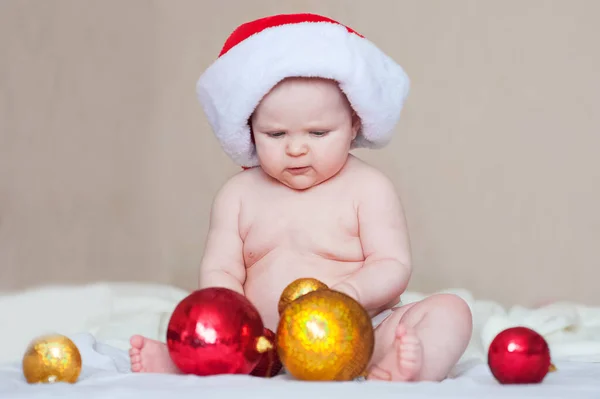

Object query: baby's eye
[310,131,329,137]
[267,132,285,138]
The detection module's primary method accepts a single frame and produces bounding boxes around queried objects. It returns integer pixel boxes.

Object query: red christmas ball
[250,328,282,377]
[488,326,552,384]
[166,287,265,376]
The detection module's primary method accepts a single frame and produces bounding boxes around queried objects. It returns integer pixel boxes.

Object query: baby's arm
[331,172,411,313]
[198,178,246,295]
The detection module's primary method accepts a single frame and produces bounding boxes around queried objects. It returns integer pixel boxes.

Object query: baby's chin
[279,176,319,191]
[284,182,317,191]
[278,172,329,191]
[259,164,337,190]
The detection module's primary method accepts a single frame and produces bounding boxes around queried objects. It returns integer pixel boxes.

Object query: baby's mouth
[286,166,311,175]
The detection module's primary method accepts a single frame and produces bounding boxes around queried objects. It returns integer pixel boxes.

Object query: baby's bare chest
[240,195,362,264]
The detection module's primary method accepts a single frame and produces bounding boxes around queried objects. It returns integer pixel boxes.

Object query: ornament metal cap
[256,336,273,353]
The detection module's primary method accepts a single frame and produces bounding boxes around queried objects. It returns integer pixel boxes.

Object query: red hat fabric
[196,13,410,167]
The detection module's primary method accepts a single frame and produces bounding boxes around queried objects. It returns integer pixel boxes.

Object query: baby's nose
[286,139,308,156]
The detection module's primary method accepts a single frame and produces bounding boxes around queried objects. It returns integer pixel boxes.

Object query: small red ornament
[166,287,268,376]
[488,326,555,384]
[250,328,282,377]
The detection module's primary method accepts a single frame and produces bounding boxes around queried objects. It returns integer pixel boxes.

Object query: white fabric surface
[1,333,599,399]
[1,282,600,398]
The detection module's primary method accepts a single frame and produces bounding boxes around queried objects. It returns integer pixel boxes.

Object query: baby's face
[251,77,359,190]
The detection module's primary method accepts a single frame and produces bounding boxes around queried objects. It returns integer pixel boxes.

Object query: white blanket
[2,282,600,365]
[1,283,600,398]
[1,334,599,399]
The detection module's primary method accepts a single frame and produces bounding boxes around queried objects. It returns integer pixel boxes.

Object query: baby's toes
[129,346,143,372]
[367,365,392,381]
[399,357,420,375]
[394,324,408,338]
[399,332,421,349]
[399,333,420,345]
[130,357,143,372]
[399,345,420,362]
[129,352,141,363]
[130,335,145,349]
[394,328,423,380]
[131,364,143,372]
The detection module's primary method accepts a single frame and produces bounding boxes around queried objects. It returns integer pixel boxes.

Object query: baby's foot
[367,325,423,382]
[129,335,182,374]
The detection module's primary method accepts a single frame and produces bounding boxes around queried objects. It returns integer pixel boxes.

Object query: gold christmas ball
[22,334,82,384]
[276,289,374,381]
[278,277,329,315]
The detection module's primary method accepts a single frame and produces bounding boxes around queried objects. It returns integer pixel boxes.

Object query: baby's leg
[129,335,181,374]
[367,294,472,382]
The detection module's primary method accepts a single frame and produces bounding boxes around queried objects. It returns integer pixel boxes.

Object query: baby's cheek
[320,146,349,169]
[257,145,283,167]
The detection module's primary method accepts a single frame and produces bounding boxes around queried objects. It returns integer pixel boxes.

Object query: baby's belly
[243,248,363,332]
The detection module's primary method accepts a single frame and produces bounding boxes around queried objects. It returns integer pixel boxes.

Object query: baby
[129,13,472,382]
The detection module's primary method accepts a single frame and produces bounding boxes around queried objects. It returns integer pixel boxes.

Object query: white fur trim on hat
[196,21,410,167]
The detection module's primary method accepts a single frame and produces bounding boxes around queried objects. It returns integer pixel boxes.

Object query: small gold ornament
[276,289,374,381]
[278,277,329,315]
[22,334,82,384]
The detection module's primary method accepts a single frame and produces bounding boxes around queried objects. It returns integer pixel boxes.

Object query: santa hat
[196,13,410,167]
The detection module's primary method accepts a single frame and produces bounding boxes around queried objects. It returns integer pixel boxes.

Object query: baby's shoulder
[214,167,267,202]
[344,156,398,196]
[212,168,257,203]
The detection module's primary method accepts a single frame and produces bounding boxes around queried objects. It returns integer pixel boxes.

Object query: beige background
[1,0,598,306]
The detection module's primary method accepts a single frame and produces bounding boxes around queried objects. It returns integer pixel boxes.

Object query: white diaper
[370,297,405,328]
[371,308,395,328]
